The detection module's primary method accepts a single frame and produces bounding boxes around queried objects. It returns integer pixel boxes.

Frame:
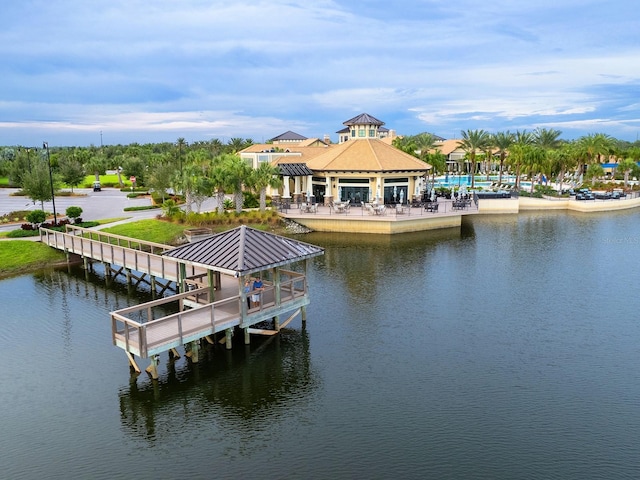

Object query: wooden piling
[225,328,233,350]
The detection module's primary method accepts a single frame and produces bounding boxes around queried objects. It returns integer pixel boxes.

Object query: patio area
[278,198,479,234]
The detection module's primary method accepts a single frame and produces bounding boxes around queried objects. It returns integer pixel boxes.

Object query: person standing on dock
[251,277,263,307]
[244,279,252,309]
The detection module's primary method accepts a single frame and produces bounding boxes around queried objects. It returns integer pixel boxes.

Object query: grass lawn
[0,216,286,278]
[0,241,66,279]
[100,219,187,245]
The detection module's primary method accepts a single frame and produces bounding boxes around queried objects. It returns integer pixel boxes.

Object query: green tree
[492,131,514,185]
[7,150,33,187]
[424,151,447,188]
[59,157,85,192]
[208,155,235,214]
[223,154,252,213]
[458,129,491,188]
[122,156,147,186]
[549,144,578,192]
[250,162,282,212]
[146,162,176,203]
[586,163,604,185]
[176,137,187,173]
[22,160,56,210]
[533,127,562,150]
[227,137,253,154]
[392,135,417,155]
[65,206,83,223]
[85,153,107,183]
[26,209,47,225]
[616,157,636,188]
[576,133,613,176]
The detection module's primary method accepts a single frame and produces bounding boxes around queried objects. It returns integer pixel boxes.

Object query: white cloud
[1,0,639,144]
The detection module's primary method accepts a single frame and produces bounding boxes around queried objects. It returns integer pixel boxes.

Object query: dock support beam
[145,354,160,380]
[244,328,250,345]
[126,352,141,374]
[185,341,200,363]
[150,275,157,298]
[301,305,307,326]
[225,328,233,350]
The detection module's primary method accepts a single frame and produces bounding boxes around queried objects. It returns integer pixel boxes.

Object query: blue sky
[2,0,639,146]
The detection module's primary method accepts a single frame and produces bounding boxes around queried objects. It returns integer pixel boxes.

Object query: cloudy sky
[2,0,639,146]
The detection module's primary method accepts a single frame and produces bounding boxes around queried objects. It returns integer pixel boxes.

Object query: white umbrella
[393,185,397,202]
[399,189,404,205]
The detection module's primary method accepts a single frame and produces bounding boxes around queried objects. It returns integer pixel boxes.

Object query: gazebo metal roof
[269,130,308,142]
[278,163,314,176]
[342,113,385,126]
[163,225,324,277]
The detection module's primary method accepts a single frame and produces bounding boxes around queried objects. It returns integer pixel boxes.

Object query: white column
[283,175,291,198]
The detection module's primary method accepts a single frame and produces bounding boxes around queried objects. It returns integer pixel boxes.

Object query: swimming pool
[432,175,528,190]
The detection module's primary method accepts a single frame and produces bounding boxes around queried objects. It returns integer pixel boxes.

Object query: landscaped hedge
[123,205,160,212]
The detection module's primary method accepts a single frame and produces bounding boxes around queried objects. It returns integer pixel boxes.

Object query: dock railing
[40,226,186,282]
[111,286,244,357]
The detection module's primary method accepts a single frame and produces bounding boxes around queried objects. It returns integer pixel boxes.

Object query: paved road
[0,187,156,232]
[0,187,223,234]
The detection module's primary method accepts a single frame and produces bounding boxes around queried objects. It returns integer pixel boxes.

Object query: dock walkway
[39,225,320,374]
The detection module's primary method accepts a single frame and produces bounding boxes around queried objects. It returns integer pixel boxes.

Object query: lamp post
[43,142,57,225]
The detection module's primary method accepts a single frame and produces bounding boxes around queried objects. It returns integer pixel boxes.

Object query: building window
[358,129,365,137]
[258,155,268,163]
[369,129,375,137]
[351,129,356,138]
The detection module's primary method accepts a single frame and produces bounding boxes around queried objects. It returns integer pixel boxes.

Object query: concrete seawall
[477,196,640,214]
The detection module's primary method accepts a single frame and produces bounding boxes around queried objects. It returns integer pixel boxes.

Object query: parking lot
[0,187,154,231]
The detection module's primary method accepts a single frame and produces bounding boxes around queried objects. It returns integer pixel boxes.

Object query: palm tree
[576,133,613,176]
[85,153,107,183]
[616,157,636,188]
[532,127,562,187]
[392,135,417,155]
[176,137,187,173]
[251,162,283,212]
[533,127,562,150]
[519,145,546,193]
[222,154,251,213]
[424,151,447,190]
[548,143,578,192]
[492,131,514,185]
[208,155,234,214]
[482,135,495,181]
[227,138,252,154]
[586,163,604,185]
[509,130,534,189]
[458,129,491,188]
[414,133,436,161]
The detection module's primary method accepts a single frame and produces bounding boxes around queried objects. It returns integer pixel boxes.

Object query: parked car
[93,181,101,192]
[576,191,595,200]
[594,192,611,200]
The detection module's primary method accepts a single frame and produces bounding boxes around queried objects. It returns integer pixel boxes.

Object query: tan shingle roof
[433,139,465,155]
[306,139,430,172]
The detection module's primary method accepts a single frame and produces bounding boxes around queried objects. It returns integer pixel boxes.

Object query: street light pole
[43,142,57,225]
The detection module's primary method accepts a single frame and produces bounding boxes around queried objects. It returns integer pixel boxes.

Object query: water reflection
[118,328,317,442]
[305,226,468,301]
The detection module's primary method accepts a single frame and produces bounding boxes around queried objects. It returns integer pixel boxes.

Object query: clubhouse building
[240,113,431,205]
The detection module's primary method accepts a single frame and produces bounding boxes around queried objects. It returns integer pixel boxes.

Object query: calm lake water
[1,211,640,479]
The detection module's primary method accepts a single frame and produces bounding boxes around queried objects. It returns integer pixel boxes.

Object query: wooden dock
[40,225,203,283]
[39,225,324,378]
